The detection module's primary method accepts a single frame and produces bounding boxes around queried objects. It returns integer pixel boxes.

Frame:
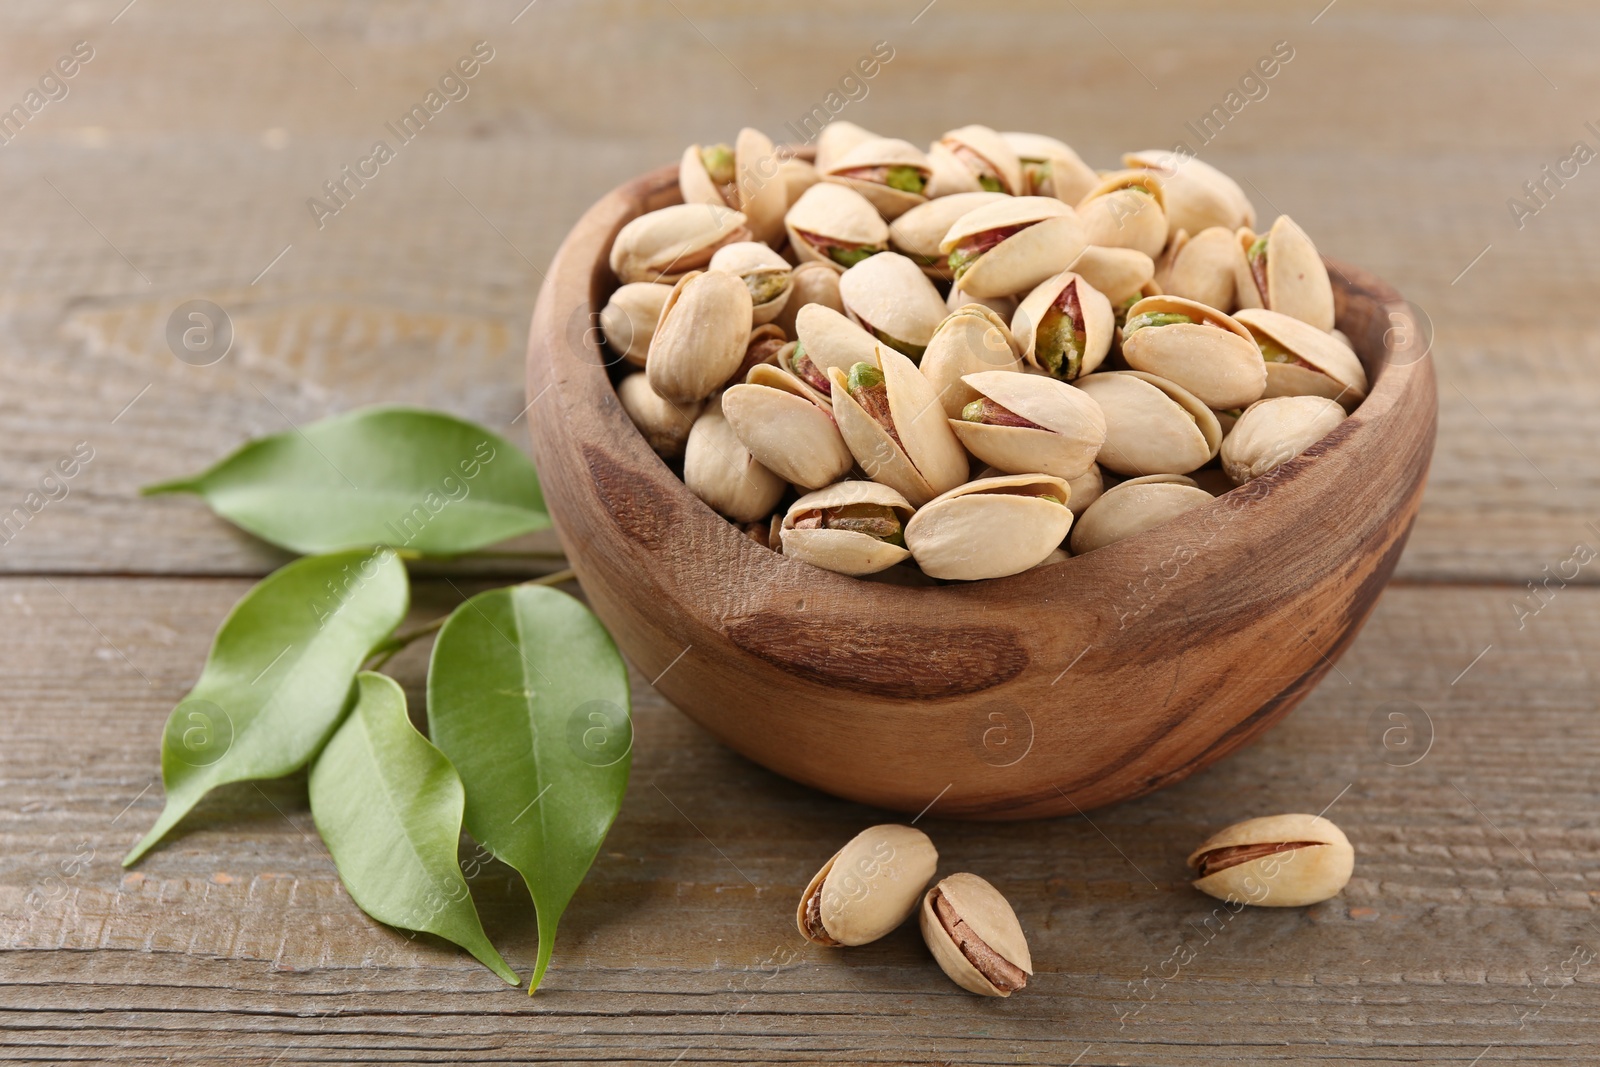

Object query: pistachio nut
[1002,131,1099,204]
[919,873,1033,997]
[905,473,1073,580]
[780,156,821,207]
[927,124,1024,196]
[1067,246,1157,309]
[814,120,877,174]
[609,202,752,285]
[951,371,1106,481]
[710,241,794,326]
[1155,226,1248,312]
[772,260,844,340]
[921,304,1024,418]
[1187,813,1355,908]
[646,269,755,403]
[599,281,672,367]
[888,191,1008,280]
[1074,371,1222,475]
[1066,463,1105,515]
[678,127,788,246]
[793,302,880,391]
[1068,474,1211,554]
[822,136,933,220]
[829,346,969,507]
[939,197,1088,300]
[1120,294,1266,410]
[1122,149,1256,235]
[682,399,787,522]
[797,824,937,945]
[784,182,889,273]
[1220,395,1345,485]
[734,323,790,383]
[723,364,854,490]
[946,281,1017,321]
[1234,215,1335,331]
[1076,170,1170,258]
[1012,269,1115,381]
[781,480,914,576]
[617,372,701,460]
[1235,307,1368,410]
[838,251,949,361]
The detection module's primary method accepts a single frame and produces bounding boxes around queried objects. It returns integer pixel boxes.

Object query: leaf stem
[366,568,578,670]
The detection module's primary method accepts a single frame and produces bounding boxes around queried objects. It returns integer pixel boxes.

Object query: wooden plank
[1,576,1595,1062]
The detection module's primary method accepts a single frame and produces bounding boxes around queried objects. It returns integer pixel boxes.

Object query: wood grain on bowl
[526,162,1437,820]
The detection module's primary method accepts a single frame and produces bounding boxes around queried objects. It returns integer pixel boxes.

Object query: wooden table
[3,2,1595,1063]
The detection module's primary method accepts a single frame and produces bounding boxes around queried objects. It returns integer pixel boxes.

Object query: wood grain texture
[2,0,1597,1062]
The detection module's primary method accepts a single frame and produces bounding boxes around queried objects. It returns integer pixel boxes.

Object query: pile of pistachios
[602,123,1367,581]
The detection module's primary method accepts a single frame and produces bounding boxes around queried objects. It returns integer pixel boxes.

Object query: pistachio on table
[920,873,1033,997]
[1013,268,1114,381]
[839,251,949,361]
[722,364,853,491]
[618,372,700,460]
[1069,474,1213,555]
[682,398,786,523]
[709,241,794,326]
[950,370,1105,481]
[1004,131,1099,204]
[1220,395,1346,485]
[797,824,937,946]
[1235,214,1335,331]
[927,124,1024,197]
[679,127,788,246]
[785,182,889,272]
[940,196,1087,300]
[1235,307,1368,409]
[599,281,672,367]
[781,481,914,576]
[1119,294,1267,410]
[646,269,754,403]
[829,347,969,507]
[920,304,1024,418]
[609,202,751,285]
[821,136,933,220]
[904,473,1074,580]
[1187,813,1355,907]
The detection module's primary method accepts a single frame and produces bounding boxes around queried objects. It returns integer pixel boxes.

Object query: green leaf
[310,672,518,985]
[123,548,410,865]
[426,585,632,993]
[144,406,549,556]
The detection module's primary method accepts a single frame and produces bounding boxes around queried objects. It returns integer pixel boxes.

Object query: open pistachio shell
[784,182,889,273]
[1120,294,1266,410]
[814,120,877,174]
[773,261,844,339]
[1003,131,1099,204]
[618,372,700,459]
[1236,215,1335,331]
[940,197,1087,300]
[710,241,794,326]
[610,203,752,285]
[889,191,1008,279]
[1074,370,1222,475]
[1156,226,1246,312]
[781,481,915,577]
[1069,474,1213,554]
[838,252,949,361]
[599,281,672,366]
[919,873,1033,997]
[1187,813,1354,908]
[796,303,880,379]
[828,346,969,507]
[797,824,936,945]
[1220,395,1345,484]
[905,473,1073,580]
[682,400,786,522]
[646,270,754,403]
[1068,246,1157,308]
[924,140,982,198]
[1077,170,1169,258]
[723,365,853,490]
[1235,307,1368,409]
[733,127,789,246]
[822,137,932,220]
[1012,269,1115,380]
[934,125,1024,196]
[951,370,1106,480]
[921,304,1024,418]
[1123,149,1256,235]
[780,156,821,207]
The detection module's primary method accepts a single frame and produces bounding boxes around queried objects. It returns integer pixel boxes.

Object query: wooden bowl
[526,162,1437,820]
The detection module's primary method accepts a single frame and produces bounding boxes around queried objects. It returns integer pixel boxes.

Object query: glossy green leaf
[123,548,409,866]
[144,406,548,555]
[310,672,518,985]
[427,585,632,993]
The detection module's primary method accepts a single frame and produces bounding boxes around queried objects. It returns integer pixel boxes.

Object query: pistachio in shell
[646,269,755,403]
[822,136,933,220]
[793,302,880,391]
[1155,226,1248,312]
[617,372,701,460]
[1122,149,1256,236]
[1003,131,1099,204]
[838,251,950,361]
[781,481,915,577]
[1067,246,1157,309]
[780,156,821,207]
[919,873,1033,997]
[1066,463,1105,515]
[888,191,1008,280]
[904,473,1073,581]
[946,280,1017,320]
[1235,307,1368,410]
[710,241,794,326]
[1220,394,1345,485]
[682,398,786,523]
[1187,813,1354,908]
[679,127,787,246]
[814,120,878,174]
[609,202,752,285]
[929,125,1024,196]
[1076,170,1170,259]
[1235,215,1335,331]
[599,281,672,366]
[773,260,844,340]
[784,182,889,273]
[797,824,937,945]
[1119,294,1266,410]
[939,196,1087,300]
[1012,269,1115,381]
[1068,474,1212,555]
[951,370,1106,481]
[921,304,1024,418]
[1074,371,1223,476]
[722,364,853,491]
[828,346,970,507]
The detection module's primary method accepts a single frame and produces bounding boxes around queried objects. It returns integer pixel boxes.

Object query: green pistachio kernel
[746,272,788,305]
[846,362,884,393]
[700,144,735,187]
[1123,312,1194,336]
[871,327,925,362]
[829,245,876,268]
[826,503,904,546]
[1036,310,1085,379]
[978,174,1004,193]
[1248,234,1269,263]
[948,246,980,281]
[1257,337,1294,363]
[884,166,927,194]
[960,399,987,422]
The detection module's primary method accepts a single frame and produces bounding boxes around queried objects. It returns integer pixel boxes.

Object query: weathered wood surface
[2,1,1597,1063]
